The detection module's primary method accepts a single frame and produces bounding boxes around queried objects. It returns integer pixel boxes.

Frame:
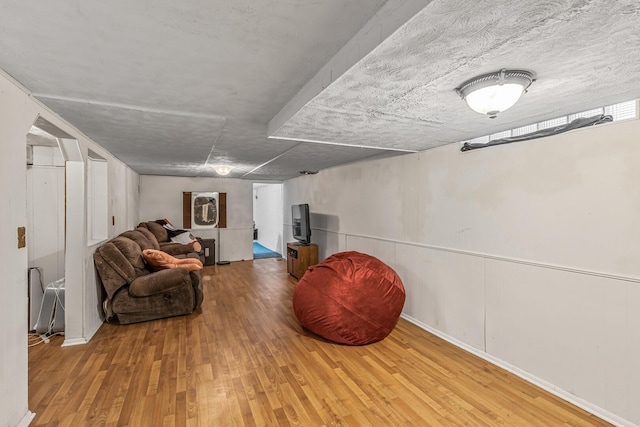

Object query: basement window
[461,100,638,151]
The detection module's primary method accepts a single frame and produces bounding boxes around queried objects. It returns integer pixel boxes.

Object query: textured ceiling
[2,0,639,180]
[272,0,640,150]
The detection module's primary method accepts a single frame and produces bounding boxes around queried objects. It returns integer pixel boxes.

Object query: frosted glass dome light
[456,69,534,119]
[212,165,234,175]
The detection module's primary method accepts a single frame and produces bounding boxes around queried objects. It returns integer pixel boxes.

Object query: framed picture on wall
[191,191,218,229]
[182,191,226,229]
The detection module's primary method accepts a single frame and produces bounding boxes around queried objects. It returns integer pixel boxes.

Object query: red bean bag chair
[293,251,405,345]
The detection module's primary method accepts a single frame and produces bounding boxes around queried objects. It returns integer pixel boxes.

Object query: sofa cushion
[129,268,191,297]
[111,281,195,324]
[94,243,136,298]
[145,221,169,243]
[135,227,161,250]
[119,229,158,251]
[111,236,146,272]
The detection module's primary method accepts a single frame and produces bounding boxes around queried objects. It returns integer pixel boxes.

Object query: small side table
[201,238,216,266]
[286,243,318,279]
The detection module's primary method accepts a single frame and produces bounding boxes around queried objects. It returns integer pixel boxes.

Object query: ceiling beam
[267,0,432,139]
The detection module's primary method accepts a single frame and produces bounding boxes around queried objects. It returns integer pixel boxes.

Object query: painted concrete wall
[139,176,254,262]
[0,70,139,426]
[283,117,640,426]
[254,183,284,255]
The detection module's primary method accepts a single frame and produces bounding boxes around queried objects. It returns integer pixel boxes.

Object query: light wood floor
[29,258,611,426]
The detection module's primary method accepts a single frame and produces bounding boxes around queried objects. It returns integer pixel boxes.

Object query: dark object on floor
[253,241,281,259]
[201,238,216,266]
[293,251,405,345]
[217,260,231,265]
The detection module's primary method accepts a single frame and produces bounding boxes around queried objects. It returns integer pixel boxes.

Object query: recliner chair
[93,229,203,324]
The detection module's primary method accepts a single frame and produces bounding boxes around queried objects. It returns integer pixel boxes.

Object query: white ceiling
[2,0,639,181]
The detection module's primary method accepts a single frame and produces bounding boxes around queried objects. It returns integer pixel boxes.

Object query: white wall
[87,157,109,243]
[139,175,254,262]
[86,159,139,334]
[110,159,140,236]
[253,183,284,254]
[27,152,65,330]
[0,67,34,427]
[27,153,65,287]
[0,70,139,426]
[283,117,640,427]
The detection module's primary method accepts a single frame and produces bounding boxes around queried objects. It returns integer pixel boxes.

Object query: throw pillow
[142,249,203,272]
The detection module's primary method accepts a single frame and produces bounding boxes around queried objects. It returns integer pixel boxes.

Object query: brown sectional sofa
[94,226,203,325]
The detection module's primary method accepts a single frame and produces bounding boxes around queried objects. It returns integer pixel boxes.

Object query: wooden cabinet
[286,243,318,279]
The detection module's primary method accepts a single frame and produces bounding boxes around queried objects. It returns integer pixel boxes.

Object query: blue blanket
[253,242,281,259]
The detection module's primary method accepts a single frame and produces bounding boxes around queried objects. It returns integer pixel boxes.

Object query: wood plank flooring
[29,258,611,426]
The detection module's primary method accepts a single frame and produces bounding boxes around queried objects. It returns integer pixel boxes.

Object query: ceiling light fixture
[456,69,534,119]
[212,165,234,176]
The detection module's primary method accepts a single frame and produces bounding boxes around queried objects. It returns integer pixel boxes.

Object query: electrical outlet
[17,226,26,248]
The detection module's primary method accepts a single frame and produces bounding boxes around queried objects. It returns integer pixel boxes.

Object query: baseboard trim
[61,337,88,347]
[401,313,636,427]
[84,321,103,342]
[61,321,104,347]
[17,410,35,427]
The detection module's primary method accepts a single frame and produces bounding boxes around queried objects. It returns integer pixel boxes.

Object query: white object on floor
[35,277,65,335]
[28,267,44,331]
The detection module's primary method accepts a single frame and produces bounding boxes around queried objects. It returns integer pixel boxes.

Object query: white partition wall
[283,117,640,426]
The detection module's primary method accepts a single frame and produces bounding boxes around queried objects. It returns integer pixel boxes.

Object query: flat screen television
[291,203,311,245]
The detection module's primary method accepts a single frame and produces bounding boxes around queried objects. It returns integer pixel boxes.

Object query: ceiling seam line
[197,118,228,177]
[31,93,225,120]
[241,143,303,178]
[267,135,417,153]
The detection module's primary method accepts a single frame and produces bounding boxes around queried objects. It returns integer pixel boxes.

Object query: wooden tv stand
[287,242,318,279]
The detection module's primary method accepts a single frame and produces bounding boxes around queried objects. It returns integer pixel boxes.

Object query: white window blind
[463,100,637,147]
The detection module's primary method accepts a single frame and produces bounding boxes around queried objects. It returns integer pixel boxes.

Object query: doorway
[26,116,86,345]
[26,123,65,334]
[252,183,283,259]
